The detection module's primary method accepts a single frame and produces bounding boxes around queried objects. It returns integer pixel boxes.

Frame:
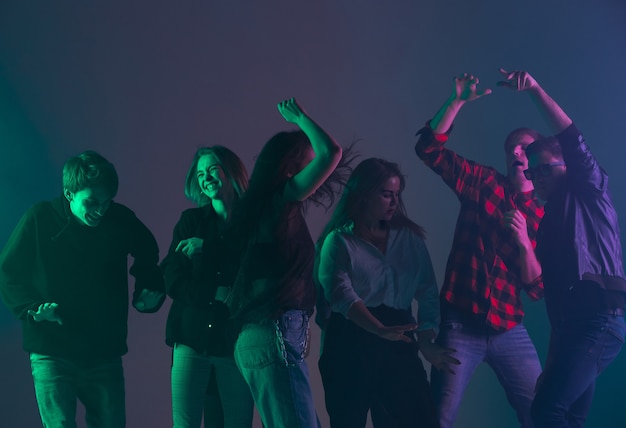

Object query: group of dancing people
[1,68,625,428]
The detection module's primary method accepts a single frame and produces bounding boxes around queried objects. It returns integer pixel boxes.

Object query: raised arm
[278,98,342,202]
[431,73,492,133]
[497,68,572,134]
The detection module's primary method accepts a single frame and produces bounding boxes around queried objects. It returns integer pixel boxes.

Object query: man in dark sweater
[0,150,165,428]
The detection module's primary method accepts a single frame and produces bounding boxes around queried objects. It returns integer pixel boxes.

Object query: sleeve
[317,231,362,318]
[415,124,492,200]
[557,124,607,194]
[125,209,165,313]
[0,208,44,320]
[412,236,441,333]
[523,275,544,301]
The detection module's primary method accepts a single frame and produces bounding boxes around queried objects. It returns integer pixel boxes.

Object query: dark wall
[1,1,625,426]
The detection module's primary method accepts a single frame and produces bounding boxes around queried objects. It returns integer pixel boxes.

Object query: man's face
[525,150,567,202]
[505,133,535,178]
[67,186,112,227]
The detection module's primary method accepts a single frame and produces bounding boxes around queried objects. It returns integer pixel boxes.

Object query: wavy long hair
[229,130,355,243]
[317,157,425,250]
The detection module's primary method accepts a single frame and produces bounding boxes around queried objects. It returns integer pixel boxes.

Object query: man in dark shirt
[510,70,626,427]
[0,151,165,428]
[415,71,545,428]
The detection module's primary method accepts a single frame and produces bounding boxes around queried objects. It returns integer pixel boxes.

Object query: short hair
[184,146,248,207]
[62,150,119,198]
[526,136,563,160]
[503,128,544,151]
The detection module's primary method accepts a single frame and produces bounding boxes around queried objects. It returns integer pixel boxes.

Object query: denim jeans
[531,314,625,427]
[430,320,541,428]
[30,353,125,428]
[234,310,319,428]
[171,343,254,428]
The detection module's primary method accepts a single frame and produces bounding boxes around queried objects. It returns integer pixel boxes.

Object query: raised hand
[277,98,306,125]
[453,73,492,103]
[28,302,63,325]
[497,68,538,92]
[175,237,204,258]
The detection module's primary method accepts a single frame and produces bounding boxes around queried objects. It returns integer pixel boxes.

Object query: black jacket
[537,125,626,318]
[161,206,237,356]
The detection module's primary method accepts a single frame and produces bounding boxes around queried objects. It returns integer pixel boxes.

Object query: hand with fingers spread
[428,72,492,133]
[28,302,63,325]
[175,237,204,258]
[452,72,492,103]
[419,340,461,374]
[277,98,307,125]
[497,68,538,92]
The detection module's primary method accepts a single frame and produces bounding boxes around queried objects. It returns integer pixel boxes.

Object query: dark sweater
[0,196,164,361]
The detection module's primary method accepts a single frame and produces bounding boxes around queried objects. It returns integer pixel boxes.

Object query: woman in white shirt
[316,158,459,428]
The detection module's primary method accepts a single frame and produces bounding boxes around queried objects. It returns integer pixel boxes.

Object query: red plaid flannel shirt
[415,126,544,331]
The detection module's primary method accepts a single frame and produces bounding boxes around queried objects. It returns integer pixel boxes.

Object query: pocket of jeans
[281,311,305,332]
[607,318,626,343]
[234,325,280,369]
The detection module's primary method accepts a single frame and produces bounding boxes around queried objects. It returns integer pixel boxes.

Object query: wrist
[518,240,534,254]
[417,329,435,342]
[448,97,465,109]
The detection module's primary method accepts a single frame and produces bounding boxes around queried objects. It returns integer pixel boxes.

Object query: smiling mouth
[204,181,220,192]
[86,213,102,224]
[512,160,524,167]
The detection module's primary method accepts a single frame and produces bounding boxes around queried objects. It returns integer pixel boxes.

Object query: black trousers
[319,306,439,428]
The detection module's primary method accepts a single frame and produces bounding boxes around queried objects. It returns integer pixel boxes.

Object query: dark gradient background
[1,1,625,427]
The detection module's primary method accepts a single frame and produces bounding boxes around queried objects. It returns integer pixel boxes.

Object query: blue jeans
[171,343,254,428]
[234,310,319,428]
[531,314,625,427]
[30,353,125,428]
[430,320,541,428]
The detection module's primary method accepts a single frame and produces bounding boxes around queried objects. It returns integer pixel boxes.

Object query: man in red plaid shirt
[414,70,545,428]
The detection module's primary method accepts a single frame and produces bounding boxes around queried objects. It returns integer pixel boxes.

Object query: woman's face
[362,176,401,223]
[197,153,234,201]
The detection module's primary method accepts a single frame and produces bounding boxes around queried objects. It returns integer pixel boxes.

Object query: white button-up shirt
[317,222,440,332]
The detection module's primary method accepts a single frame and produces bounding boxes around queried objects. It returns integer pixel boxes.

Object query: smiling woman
[160,145,254,428]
